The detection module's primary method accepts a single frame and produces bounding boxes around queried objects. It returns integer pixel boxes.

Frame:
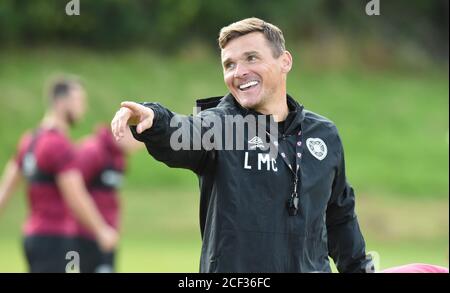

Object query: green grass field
[0,188,447,272]
[0,48,448,272]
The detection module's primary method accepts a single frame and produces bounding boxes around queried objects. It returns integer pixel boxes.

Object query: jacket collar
[196,93,305,135]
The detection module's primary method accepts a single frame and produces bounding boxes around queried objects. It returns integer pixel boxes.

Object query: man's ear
[280,51,293,73]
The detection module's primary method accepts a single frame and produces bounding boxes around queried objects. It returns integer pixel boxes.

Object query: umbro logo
[248,136,265,150]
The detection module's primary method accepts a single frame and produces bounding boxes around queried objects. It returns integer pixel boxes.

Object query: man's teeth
[239,80,259,90]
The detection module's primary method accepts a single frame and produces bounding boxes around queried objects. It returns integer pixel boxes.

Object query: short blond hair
[218,17,286,57]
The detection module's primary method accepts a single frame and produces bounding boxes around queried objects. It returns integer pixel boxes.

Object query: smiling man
[111,18,372,273]
[220,22,291,122]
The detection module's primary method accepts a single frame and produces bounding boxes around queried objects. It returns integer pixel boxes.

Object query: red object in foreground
[382,263,449,273]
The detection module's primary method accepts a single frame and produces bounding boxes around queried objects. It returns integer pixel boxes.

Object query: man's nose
[233,63,249,79]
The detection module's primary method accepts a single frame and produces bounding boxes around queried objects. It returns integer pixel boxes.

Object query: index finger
[121,101,144,113]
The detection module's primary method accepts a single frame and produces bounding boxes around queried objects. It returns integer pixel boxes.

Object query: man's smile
[238,80,260,91]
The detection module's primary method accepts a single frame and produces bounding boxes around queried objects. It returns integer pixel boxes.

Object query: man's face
[221,32,291,112]
[65,86,87,126]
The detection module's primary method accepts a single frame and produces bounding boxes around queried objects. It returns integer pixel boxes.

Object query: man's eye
[225,63,235,70]
[248,55,257,62]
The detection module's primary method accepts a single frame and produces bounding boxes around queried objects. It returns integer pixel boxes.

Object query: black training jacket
[130,93,372,273]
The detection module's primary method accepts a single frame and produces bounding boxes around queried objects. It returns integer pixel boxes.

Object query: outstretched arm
[111,101,215,174]
[0,159,22,216]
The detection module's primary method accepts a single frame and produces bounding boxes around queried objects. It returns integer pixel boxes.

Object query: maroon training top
[73,126,125,239]
[15,128,78,236]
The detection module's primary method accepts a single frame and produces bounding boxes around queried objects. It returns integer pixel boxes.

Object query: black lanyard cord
[267,129,303,216]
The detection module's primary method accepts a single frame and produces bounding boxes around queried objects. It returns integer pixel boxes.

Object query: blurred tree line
[0,0,448,61]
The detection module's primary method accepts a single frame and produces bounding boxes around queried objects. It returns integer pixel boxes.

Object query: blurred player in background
[73,125,142,273]
[0,75,118,272]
